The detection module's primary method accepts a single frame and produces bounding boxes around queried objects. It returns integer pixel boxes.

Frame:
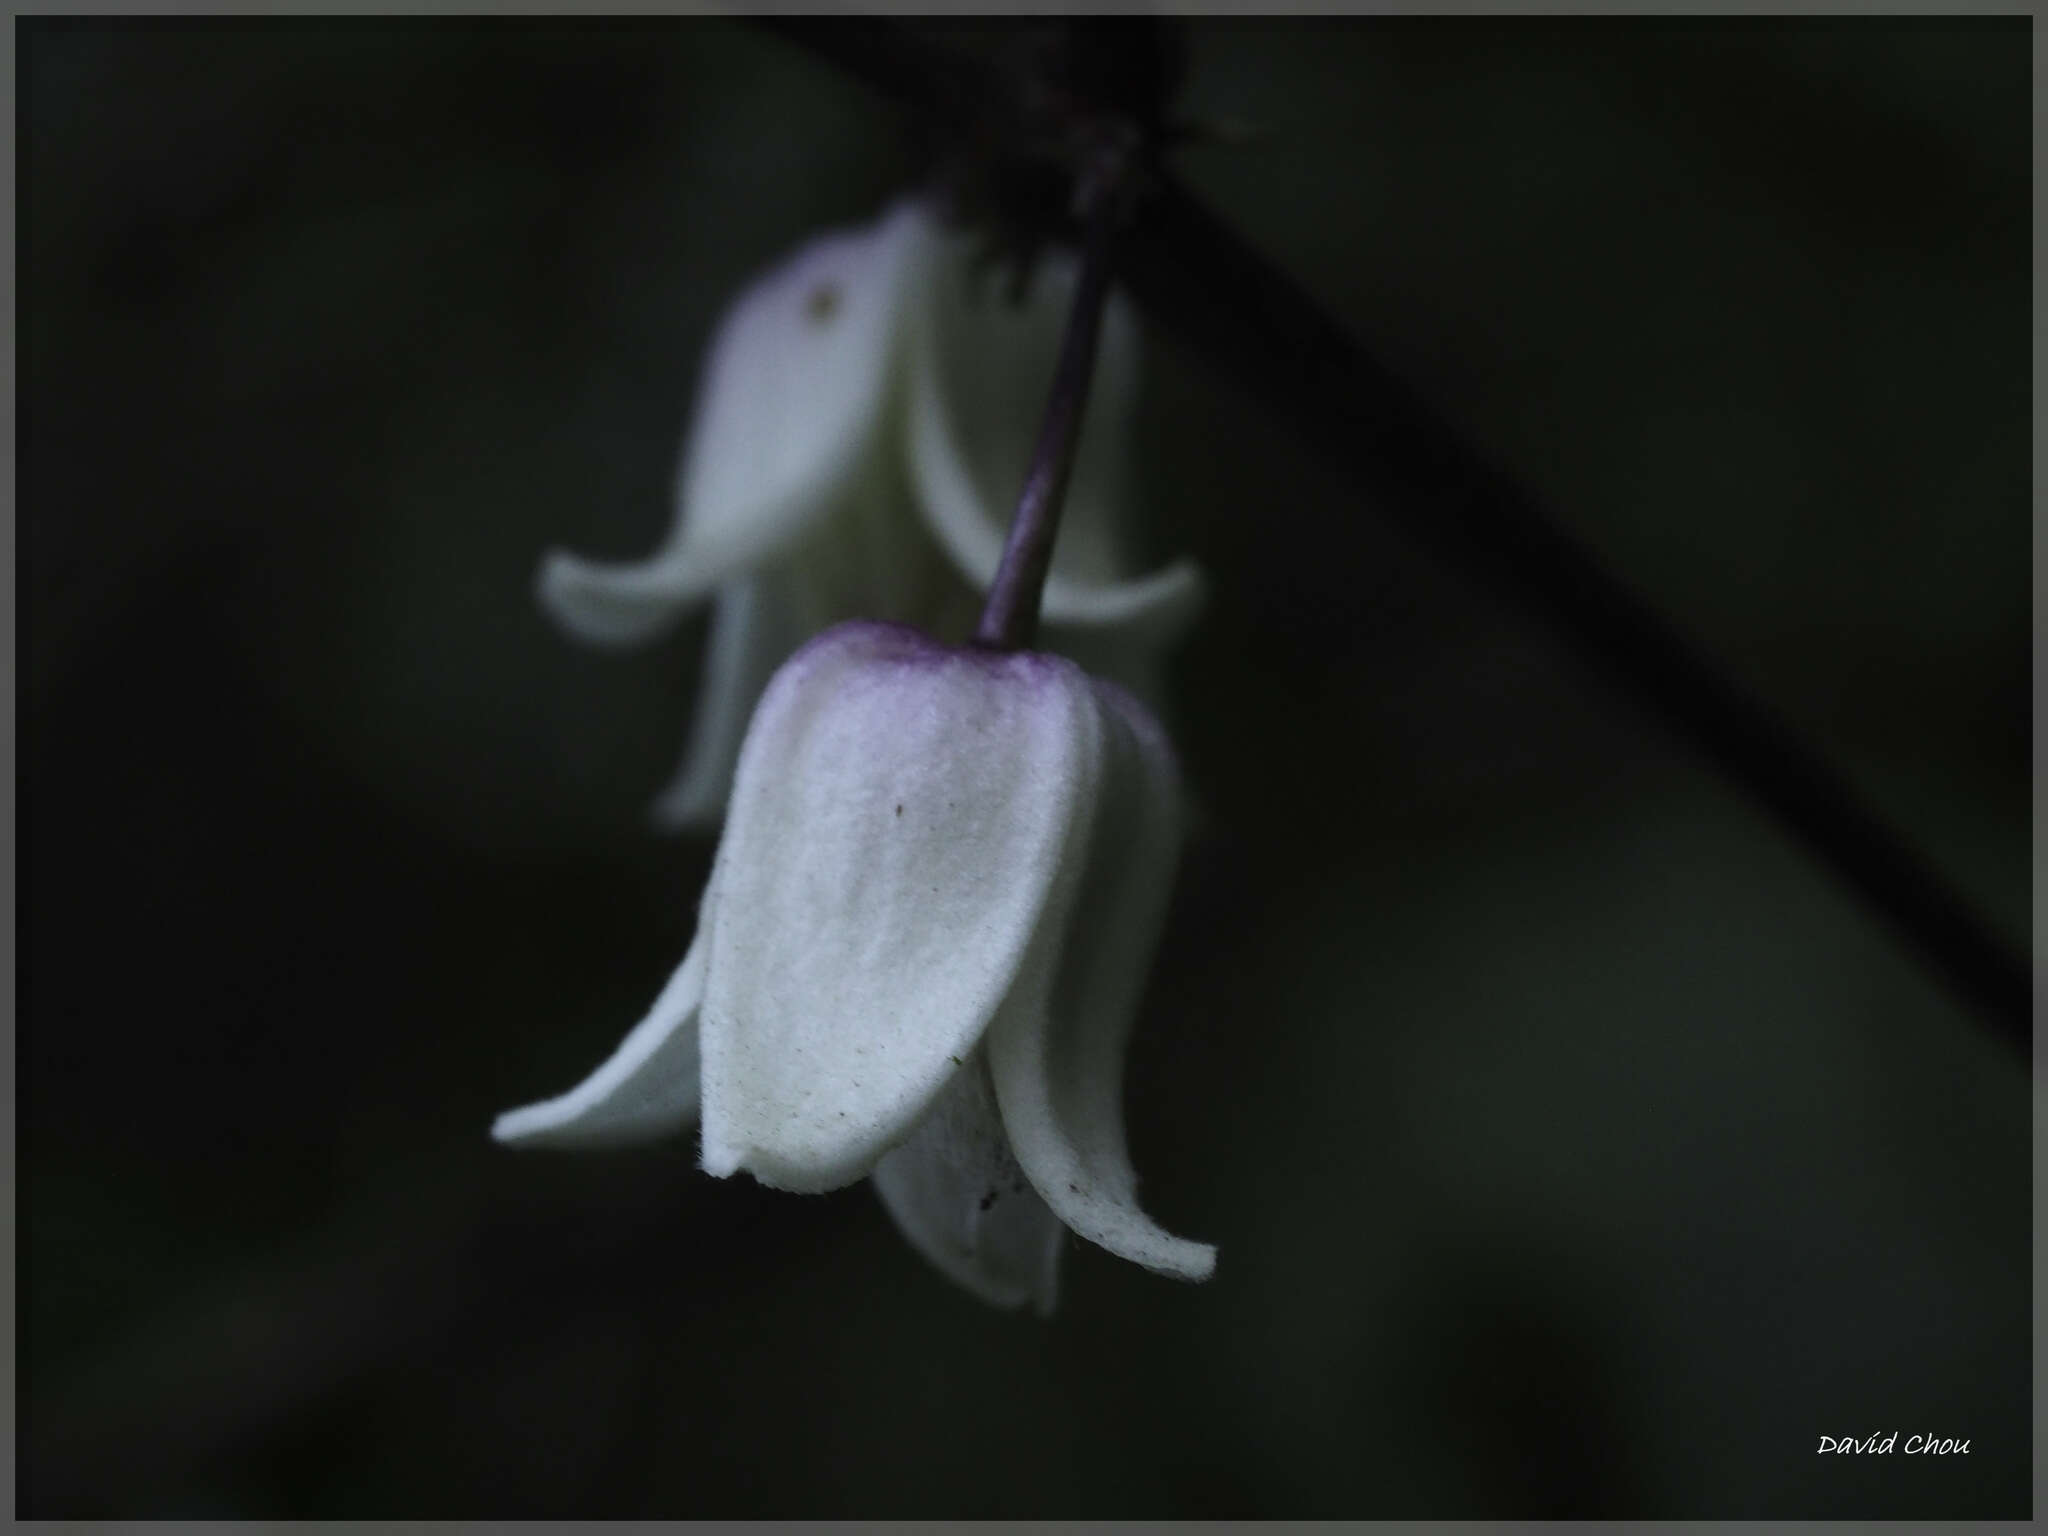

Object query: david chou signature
[1818,1433,1971,1456]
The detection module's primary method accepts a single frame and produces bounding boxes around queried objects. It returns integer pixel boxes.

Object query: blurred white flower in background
[495,621,1216,1311]
[537,198,1204,828]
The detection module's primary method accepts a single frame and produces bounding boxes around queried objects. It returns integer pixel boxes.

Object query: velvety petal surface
[988,681,1217,1281]
[698,622,1104,1193]
[872,1051,1064,1314]
[492,933,707,1148]
[538,201,936,649]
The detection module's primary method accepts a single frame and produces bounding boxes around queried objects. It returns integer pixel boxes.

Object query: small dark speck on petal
[895,804,903,817]
[978,1191,998,1212]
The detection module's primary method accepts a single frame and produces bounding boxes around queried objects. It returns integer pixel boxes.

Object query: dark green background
[20,19,2030,1517]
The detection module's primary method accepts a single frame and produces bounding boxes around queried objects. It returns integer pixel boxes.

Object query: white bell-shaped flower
[536,199,1204,829]
[494,621,1215,1311]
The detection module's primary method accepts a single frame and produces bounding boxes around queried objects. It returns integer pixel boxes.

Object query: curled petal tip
[535,547,711,650]
[490,939,708,1149]
[1091,1220,1216,1283]
[1041,557,1208,642]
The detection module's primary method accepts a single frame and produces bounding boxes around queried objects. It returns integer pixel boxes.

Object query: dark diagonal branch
[1121,180,2030,1049]
[760,18,2032,1056]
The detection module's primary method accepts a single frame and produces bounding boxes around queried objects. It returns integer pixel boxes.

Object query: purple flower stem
[971,145,1131,654]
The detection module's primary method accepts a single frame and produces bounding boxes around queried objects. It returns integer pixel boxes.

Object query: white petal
[534,544,711,652]
[872,1052,1063,1314]
[492,933,707,1148]
[537,200,936,649]
[988,682,1216,1281]
[648,575,803,832]
[903,239,1204,640]
[698,622,1104,1193]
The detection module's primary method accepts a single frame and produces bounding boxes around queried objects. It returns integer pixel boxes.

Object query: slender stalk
[973,151,1129,652]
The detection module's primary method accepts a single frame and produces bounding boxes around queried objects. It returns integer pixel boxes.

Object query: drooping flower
[494,621,1215,1311]
[536,199,1204,829]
